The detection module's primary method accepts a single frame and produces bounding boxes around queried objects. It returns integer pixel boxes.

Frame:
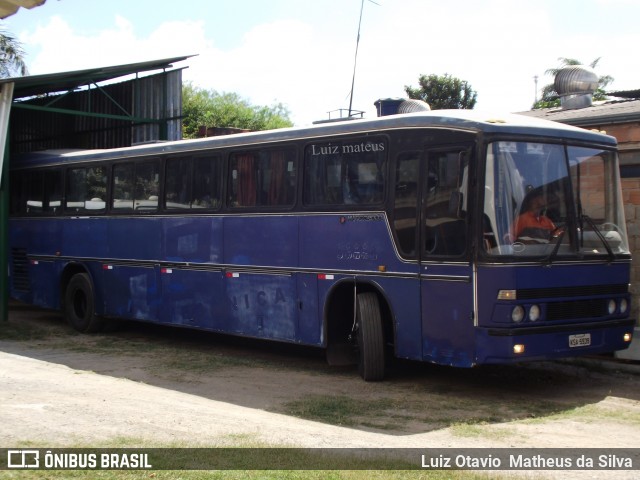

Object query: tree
[405,73,477,110]
[533,57,613,109]
[0,29,28,77]
[182,83,293,138]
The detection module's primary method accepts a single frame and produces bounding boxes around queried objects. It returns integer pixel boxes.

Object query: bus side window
[25,171,44,214]
[393,152,420,257]
[304,138,386,207]
[259,149,296,206]
[112,163,134,212]
[134,161,160,212]
[304,151,343,205]
[9,171,25,215]
[193,156,221,209]
[424,150,467,257]
[65,166,107,214]
[44,170,62,214]
[165,157,192,210]
[111,161,158,213]
[228,149,295,208]
[229,153,258,207]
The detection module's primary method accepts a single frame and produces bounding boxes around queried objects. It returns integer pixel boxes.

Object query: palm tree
[0,29,28,78]
[534,57,613,109]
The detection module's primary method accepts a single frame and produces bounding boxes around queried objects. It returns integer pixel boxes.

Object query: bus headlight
[512,306,525,323]
[608,299,616,315]
[528,305,540,322]
[620,298,628,314]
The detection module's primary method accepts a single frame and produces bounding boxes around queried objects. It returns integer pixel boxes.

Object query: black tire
[65,273,103,333]
[356,292,385,381]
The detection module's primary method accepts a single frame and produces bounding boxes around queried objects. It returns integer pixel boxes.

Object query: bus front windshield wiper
[581,214,615,261]
[544,229,566,265]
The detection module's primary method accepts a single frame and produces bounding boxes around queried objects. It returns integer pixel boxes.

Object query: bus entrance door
[420,263,474,367]
[419,147,475,367]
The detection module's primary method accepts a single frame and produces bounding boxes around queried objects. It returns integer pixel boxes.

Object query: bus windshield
[483,141,630,258]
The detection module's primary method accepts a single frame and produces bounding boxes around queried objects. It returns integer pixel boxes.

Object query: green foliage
[0,29,28,77]
[405,73,477,110]
[182,83,293,138]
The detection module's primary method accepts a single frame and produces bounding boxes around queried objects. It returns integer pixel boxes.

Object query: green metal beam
[12,102,162,124]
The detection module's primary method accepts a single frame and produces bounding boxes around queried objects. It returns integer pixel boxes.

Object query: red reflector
[226,272,239,278]
[102,265,113,270]
[318,274,335,280]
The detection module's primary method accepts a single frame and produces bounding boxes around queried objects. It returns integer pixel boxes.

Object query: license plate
[569,333,591,348]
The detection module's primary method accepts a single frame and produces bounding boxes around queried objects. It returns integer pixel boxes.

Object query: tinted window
[193,156,221,209]
[393,152,420,257]
[112,160,159,212]
[228,149,296,208]
[10,169,62,215]
[165,156,222,210]
[65,166,107,214]
[112,163,134,212]
[165,157,191,210]
[9,171,25,215]
[424,150,468,257]
[304,137,386,206]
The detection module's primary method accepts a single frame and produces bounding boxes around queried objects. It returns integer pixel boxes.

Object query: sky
[2,0,640,126]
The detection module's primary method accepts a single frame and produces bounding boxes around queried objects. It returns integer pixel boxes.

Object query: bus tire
[65,273,103,333]
[356,292,385,381]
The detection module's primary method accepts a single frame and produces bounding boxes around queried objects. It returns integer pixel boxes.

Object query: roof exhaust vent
[375,98,430,117]
[554,65,599,110]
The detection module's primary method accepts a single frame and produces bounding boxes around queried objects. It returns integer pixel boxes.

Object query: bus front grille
[518,284,628,299]
[546,299,607,321]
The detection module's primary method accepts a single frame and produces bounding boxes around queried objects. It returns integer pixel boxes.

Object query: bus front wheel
[356,292,385,381]
[65,273,103,333]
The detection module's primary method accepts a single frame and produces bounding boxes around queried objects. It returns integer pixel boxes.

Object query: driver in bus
[511,190,559,243]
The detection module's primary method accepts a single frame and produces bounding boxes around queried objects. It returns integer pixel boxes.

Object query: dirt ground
[1,303,640,478]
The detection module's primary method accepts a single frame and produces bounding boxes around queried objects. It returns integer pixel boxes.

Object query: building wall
[588,121,640,325]
[621,175,640,323]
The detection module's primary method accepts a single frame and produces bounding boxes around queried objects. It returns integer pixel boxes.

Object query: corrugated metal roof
[1,55,194,98]
[518,99,640,126]
[608,89,640,99]
[0,0,45,19]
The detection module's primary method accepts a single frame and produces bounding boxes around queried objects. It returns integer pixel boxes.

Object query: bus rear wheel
[65,273,103,333]
[356,292,385,381]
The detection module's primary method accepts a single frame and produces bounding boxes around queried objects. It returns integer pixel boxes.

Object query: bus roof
[13,109,617,168]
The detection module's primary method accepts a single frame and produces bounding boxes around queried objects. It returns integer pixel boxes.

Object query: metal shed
[0,55,191,320]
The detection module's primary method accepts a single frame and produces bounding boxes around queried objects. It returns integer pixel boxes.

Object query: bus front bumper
[475,318,636,364]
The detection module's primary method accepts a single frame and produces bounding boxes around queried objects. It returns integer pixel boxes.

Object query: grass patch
[281,391,577,433]
[520,401,640,426]
[0,317,70,341]
[283,394,397,427]
[449,423,514,441]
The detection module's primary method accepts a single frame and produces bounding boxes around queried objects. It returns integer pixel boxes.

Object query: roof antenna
[348,0,379,117]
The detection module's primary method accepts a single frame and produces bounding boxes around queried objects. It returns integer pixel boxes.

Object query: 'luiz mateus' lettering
[310,142,385,156]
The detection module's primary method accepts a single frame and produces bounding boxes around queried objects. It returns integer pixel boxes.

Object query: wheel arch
[323,277,395,353]
[59,262,93,312]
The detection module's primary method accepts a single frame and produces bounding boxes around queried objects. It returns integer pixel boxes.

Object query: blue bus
[8,107,635,380]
